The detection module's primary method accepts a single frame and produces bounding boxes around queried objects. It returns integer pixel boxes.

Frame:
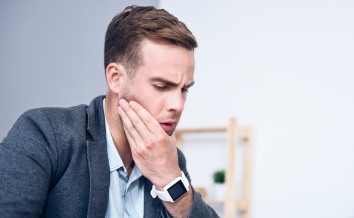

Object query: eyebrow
[150,77,195,88]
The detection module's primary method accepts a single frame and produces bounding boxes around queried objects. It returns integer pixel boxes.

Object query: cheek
[131,89,163,118]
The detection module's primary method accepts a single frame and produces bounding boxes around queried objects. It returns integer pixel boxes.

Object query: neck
[105,92,134,175]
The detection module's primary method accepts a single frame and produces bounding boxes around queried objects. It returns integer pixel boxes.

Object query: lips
[160,122,177,134]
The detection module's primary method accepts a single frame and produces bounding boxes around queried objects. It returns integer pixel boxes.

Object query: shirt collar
[103,98,123,172]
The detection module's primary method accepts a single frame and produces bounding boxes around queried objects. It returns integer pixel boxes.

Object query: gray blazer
[0,96,218,217]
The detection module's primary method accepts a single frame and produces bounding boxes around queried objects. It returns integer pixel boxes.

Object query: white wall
[160,1,354,218]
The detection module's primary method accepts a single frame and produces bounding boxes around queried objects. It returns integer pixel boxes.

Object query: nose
[166,90,185,113]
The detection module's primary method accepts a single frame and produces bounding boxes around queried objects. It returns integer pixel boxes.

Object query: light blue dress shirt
[103,99,144,218]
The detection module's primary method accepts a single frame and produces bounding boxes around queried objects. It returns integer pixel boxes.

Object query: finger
[119,99,156,138]
[128,100,162,134]
[122,120,138,151]
[117,104,142,146]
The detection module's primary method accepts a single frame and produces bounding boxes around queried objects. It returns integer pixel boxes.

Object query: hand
[118,99,181,189]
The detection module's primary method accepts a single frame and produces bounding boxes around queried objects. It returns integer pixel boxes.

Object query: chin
[166,128,176,136]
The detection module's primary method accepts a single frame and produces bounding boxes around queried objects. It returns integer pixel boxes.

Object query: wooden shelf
[176,118,253,218]
[176,127,227,134]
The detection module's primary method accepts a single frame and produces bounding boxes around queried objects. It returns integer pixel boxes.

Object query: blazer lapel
[86,96,110,218]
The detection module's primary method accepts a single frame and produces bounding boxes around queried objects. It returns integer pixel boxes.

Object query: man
[0,5,219,218]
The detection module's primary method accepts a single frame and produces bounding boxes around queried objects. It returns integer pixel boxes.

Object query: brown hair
[104,5,198,77]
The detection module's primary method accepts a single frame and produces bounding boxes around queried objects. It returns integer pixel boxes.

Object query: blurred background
[1,0,353,217]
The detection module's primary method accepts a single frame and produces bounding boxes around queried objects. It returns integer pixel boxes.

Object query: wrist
[150,171,190,202]
[153,170,182,190]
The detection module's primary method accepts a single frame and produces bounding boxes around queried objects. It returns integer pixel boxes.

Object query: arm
[118,99,219,217]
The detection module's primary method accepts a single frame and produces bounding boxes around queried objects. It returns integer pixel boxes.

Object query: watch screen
[168,180,187,201]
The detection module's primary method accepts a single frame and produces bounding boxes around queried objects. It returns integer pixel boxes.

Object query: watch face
[168,180,188,201]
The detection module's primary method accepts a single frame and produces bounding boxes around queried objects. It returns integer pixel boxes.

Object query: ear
[105,63,127,94]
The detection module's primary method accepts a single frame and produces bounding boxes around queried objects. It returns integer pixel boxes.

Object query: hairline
[123,38,195,80]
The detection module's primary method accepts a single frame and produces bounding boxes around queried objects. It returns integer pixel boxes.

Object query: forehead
[137,39,195,83]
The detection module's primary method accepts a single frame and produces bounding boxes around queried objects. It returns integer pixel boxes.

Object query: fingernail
[118,106,123,114]
[119,99,127,107]
[129,101,136,109]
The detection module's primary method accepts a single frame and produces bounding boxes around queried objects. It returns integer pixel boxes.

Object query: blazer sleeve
[176,149,220,218]
[0,109,58,217]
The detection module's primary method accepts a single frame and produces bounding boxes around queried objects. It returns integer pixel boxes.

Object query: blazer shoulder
[2,104,89,154]
[25,104,88,123]
[27,104,88,131]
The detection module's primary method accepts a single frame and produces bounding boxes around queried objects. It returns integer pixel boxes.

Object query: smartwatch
[150,171,190,202]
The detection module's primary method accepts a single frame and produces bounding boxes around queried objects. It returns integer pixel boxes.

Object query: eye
[182,88,189,93]
[154,84,168,91]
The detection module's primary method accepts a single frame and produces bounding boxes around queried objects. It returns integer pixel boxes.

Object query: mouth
[160,122,177,134]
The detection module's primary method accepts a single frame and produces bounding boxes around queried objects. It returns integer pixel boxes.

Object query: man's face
[123,39,195,135]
